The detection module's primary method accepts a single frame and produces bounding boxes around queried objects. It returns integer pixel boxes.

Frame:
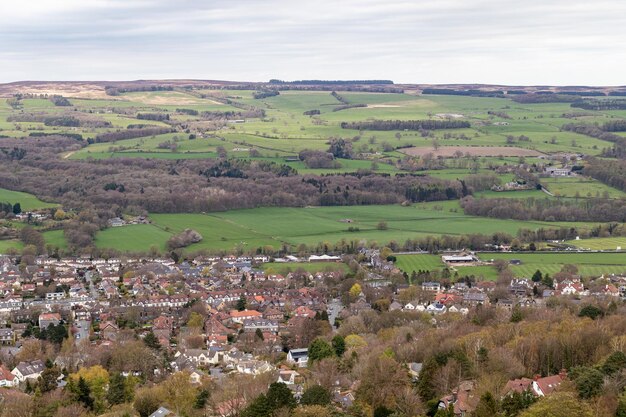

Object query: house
[555,280,586,296]
[497,299,515,310]
[426,303,447,315]
[334,389,355,409]
[532,371,567,396]
[277,369,301,385]
[293,306,316,318]
[504,372,567,398]
[463,291,488,306]
[0,328,15,345]
[0,365,18,387]
[38,312,62,329]
[100,321,119,341]
[108,217,126,227]
[438,380,477,417]
[408,362,423,381]
[422,282,441,292]
[287,348,309,368]
[503,377,533,395]
[149,407,177,417]
[389,301,403,311]
[11,360,45,382]
[189,368,203,384]
[230,309,262,324]
[448,305,469,315]
[243,318,278,334]
[545,166,571,177]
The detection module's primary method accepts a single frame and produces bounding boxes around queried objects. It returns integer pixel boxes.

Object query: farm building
[544,166,572,177]
[442,254,477,264]
[308,254,341,262]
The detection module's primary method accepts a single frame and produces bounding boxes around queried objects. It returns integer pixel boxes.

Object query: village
[0,249,624,416]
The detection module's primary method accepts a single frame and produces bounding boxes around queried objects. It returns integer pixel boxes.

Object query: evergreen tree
[237,295,247,311]
[300,385,331,406]
[308,338,334,363]
[266,382,296,410]
[13,202,21,215]
[242,393,271,417]
[332,334,346,356]
[531,270,542,283]
[143,331,161,350]
[39,366,61,393]
[77,376,94,410]
[107,373,127,405]
[510,305,523,323]
[194,389,210,409]
[474,391,501,417]
[255,328,264,341]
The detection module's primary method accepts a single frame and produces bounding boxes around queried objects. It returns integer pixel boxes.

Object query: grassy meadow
[395,252,626,280]
[0,188,58,211]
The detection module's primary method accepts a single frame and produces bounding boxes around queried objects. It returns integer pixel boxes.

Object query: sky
[1,0,625,85]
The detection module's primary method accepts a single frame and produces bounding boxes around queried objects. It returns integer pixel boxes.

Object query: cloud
[0,0,625,84]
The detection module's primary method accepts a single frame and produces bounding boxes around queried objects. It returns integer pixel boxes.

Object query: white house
[11,360,45,382]
[287,348,309,368]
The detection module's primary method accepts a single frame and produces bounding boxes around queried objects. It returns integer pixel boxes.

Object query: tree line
[94,127,173,143]
[561,123,626,158]
[341,119,471,131]
[461,195,626,222]
[583,157,626,192]
[571,99,626,110]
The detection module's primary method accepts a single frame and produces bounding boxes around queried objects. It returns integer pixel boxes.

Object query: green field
[478,252,626,278]
[261,262,349,274]
[0,188,58,211]
[540,177,626,199]
[84,204,604,253]
[395,254,445,272]
[395,251,626,280]
[94,224,173,252]
[60,90,621,170]
[0,239,23,253]
[3,90,626,257]
[565,237,626,251]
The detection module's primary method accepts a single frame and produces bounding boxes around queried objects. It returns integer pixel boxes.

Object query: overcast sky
[1,0,625,85]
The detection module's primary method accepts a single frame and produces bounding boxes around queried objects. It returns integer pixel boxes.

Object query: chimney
[559,369,567,379]
[533,374,541,381]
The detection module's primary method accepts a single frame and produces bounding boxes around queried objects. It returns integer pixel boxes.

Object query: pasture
[85,204,605,253]
[401,146,544,158]
[0,188,58,211]
[261,262,349,274]
[47,89,621,169]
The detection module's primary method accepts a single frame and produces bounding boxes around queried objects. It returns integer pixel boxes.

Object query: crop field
[0,188,58,211]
